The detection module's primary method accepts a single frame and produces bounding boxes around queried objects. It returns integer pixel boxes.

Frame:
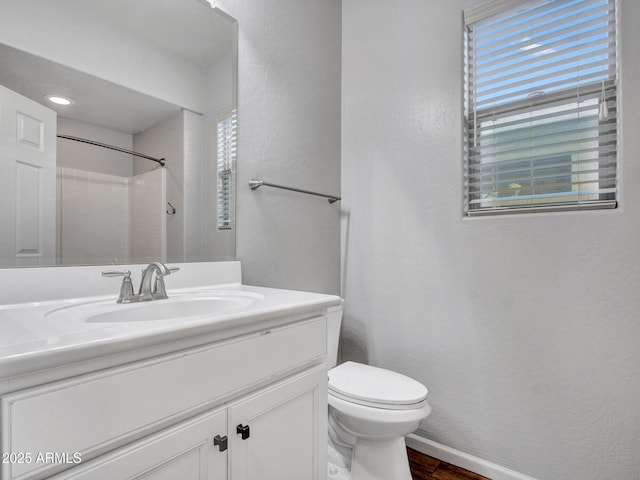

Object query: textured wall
[216,0,342,294]
[342,0,640,479]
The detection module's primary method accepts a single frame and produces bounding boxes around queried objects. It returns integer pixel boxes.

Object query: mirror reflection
[0,0,237,268]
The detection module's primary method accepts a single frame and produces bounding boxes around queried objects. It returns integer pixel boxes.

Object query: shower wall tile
[57,168,130,265]
[57,167,165,265]
[130,168,166,264]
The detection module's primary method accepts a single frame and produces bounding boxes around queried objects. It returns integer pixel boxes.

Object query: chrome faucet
[102,262,180,303]
[138,262,179,301]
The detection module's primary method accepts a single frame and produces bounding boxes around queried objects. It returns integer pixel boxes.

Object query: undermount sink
[44,291,264,324]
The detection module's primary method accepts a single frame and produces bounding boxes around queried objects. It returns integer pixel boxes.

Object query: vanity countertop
[0,283,341,380]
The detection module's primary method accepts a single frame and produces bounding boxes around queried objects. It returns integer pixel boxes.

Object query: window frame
[216,108,237,230]
[463,0,618,216]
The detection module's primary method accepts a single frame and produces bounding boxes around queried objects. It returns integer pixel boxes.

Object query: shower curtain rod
[57,135,166,167]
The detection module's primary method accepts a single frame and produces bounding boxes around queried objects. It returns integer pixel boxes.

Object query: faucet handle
[102,270,135,303]
[152,266,179,299]
[149,266,179,300]
[102,270,132,278]
[153,275,168,300]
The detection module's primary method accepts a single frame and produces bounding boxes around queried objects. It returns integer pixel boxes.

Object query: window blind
[217,109,236,230]
[464,0,618,215]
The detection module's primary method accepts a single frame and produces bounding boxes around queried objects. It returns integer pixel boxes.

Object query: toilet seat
[328,362,428,410]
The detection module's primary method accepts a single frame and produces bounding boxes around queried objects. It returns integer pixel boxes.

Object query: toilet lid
[328,362,428,409]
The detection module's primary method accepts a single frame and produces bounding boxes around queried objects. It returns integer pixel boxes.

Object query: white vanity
[0,262,341,480]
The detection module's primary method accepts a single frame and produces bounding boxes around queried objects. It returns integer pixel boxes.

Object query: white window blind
[217,109,236,230]
[464,0,618,215]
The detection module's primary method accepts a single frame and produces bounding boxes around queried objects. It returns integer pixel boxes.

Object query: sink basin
[86,296,256,323]
[44,291,263,324]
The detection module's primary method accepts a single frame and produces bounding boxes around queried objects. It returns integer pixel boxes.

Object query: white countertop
[0,282,341,380]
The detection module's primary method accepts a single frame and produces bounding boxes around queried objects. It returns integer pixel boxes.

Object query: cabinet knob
[213,435,228,452]
[236,424,250,440]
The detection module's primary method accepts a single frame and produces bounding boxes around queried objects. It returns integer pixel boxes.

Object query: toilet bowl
[327,361,431,480]
[326,307,431,480]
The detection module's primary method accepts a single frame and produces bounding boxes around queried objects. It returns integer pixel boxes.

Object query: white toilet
[326,307,431,480]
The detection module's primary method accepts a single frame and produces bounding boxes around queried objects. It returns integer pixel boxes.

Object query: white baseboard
[406,434,539,480]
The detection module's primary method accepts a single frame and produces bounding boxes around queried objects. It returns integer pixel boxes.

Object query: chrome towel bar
[249,179,340,204]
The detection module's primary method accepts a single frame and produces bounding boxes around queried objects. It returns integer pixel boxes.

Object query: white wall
[202,51,236,261]
[216,0,342,294]
[133,112,187,263]
[183,110,206,262]
[342,1,640,479]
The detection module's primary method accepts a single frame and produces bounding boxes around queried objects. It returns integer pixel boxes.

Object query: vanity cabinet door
[50,407,227,480]
[228,364,327,480]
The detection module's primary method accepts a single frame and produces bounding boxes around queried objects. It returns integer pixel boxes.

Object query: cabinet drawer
[1,316,326,480]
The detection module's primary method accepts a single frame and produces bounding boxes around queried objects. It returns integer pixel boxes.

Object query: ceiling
[0,0,235,134]
[0,44,182,135]
[70,0,235,67]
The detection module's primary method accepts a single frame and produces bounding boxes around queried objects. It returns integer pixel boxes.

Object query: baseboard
[406,434,539,480]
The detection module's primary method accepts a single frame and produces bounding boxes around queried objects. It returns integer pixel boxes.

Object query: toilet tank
[326,304,343,368]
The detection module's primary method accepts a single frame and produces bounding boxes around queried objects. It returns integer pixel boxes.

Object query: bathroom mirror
[0,0,237,267]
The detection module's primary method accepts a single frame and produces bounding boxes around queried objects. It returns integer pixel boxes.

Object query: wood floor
[408,448,491,480]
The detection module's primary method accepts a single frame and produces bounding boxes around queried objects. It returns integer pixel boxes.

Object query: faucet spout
[139,262,179,301]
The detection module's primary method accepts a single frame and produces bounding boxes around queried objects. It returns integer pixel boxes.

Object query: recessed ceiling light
[46,95,74,106]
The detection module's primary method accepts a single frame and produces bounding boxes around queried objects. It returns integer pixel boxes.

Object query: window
[464,0,618,216]
[217,109,237,230]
